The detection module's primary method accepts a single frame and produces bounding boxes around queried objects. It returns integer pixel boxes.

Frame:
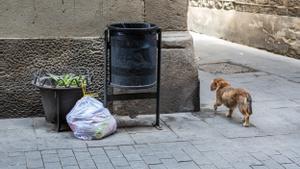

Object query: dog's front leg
[213,101,222,111]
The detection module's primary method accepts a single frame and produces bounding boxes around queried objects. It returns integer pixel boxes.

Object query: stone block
[0,0,105,38]
[103,0,144,24]
[0,0,36,38]
[145,0,188,31]
[57,0,105,37]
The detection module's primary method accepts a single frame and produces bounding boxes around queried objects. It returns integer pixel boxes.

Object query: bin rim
[108,22,160,32]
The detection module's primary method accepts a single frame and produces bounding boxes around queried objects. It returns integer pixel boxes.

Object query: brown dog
[210,78,253,127]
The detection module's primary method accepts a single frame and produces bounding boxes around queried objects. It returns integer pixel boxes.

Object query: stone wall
[0,0,188,38]
[0,0,192,118]
[188,0,300,58]
[190,0,299,17]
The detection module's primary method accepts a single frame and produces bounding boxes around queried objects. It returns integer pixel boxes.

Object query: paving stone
[120,146,137,154]
[110,157,129,167]
[263,149,282,156]
[7,155,26,166]
[8,152,24,157]
[171,150,192,162]
[60,156,78,166]
[92,154,111,163]
[115,166,132,169]
[183,147,212,166]
[280,150,300,159]
[202,151,232,168]
[63,166,80,169]
[148,144,166,152]
[26,158,44,168]
[106,150,124,158]
[198,164,218,169]
[130,161,149,169]
[135,146,155,156]
[161,158,181,169]
[104,146,120,151]
[73,148,89,152]
[291,157,300,165]
[58,150,74,158]
[155,152,173,159]
[149,164,167,169]
[263,159,285,169]
[74,151,91,161]
[231,162,252,169]
[6,165,27,169]
[41,150,57,154]
[78,159,96,169]
[44,162,62,169]
[240,155,263,166]
[281,163,300,169]
[88,148,106,156]
[251,166,269,169]
[25,151,42,159]
[94,162,114,169]
[124,153,143,161]
[178,161,200,169]
[142,155,162,165]
[42,153,60,163]
[250,152,271,161]
[271,154,293,164]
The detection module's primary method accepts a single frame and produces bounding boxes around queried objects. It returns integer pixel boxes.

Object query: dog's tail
[246,94,252,115]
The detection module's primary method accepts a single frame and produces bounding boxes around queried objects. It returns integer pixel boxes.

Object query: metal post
[56,91,61,132]
[104,29,109,107]
[154,29,162,129]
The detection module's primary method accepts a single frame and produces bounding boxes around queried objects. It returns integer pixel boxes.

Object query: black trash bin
[104,22,162,127]
[107,23,160,89]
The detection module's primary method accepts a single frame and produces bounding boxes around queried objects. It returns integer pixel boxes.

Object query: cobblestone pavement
[1,33,300,169]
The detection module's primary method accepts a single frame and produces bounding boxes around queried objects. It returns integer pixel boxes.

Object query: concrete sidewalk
[1,32,300,169]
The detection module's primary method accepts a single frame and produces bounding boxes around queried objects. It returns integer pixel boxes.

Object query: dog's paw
[225,112,232,118]
[243,122,250,127]
[213,105,218,111]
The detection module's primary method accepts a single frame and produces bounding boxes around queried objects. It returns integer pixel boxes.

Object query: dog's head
[210,78,230,91]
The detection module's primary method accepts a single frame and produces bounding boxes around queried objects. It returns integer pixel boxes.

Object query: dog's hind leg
[239,104,250,127]
[243,113,250,127]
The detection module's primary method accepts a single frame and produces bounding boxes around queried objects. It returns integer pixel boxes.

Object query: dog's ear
[210,78,222,91]
[210,80,216,91]
[217,80,230,89]
[210,79,217,91]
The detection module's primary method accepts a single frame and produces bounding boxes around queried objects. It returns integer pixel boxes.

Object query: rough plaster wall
[0,39,104,118]
[188,0,300,58]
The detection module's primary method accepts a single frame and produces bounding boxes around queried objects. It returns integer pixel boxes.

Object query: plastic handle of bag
[81,83,98,98]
